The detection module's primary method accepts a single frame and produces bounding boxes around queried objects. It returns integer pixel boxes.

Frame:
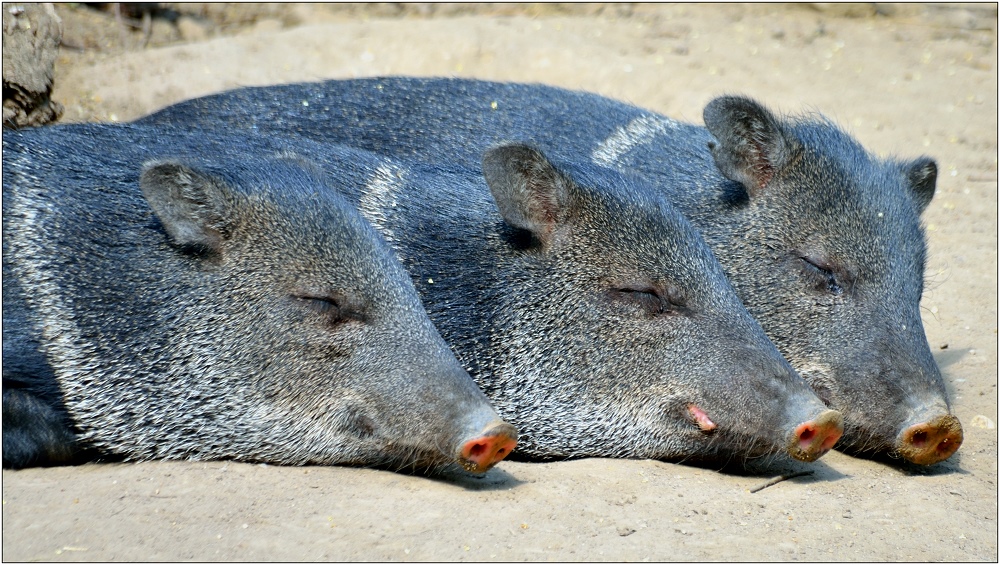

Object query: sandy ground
[2,3,997,561]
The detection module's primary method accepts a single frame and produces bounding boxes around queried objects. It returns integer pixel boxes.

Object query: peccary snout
[897,414,963,466]
[458,420,519,473]
[788,410,843,462]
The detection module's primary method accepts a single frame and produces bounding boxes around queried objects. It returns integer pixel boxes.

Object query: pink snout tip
[789,409,843,462]
[458,421,518,473]
[897,414,963,465]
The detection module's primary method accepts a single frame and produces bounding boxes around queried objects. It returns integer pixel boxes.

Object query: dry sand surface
[2,3,997,561]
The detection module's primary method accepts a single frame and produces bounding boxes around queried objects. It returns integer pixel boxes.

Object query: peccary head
[2,128,515,472]
[472,144,840,463]
[703,96,960,464]
[133,157,516,471]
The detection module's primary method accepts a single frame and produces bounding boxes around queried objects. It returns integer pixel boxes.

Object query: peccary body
[137,77,961,465]
[83,127,843,463]
[2,124,518,472]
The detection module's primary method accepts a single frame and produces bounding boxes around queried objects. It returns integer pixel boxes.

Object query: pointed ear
[703,96,800,198]
[905,157,936,214]
[139,160,238,256]
[482,143,574,248]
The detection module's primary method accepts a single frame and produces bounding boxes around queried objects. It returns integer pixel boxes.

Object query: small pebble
[970,415,995,429]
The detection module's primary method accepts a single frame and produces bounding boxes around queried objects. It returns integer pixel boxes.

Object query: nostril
[910,430,928,448]
[937,437,953,453]
[821,429,841,451]
[799,428,815,443]
[468,442,486,458]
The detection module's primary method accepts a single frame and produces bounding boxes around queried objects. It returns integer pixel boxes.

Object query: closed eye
[295,294,365,326]
[799,256,843,295]
[611,287,686,317]
[299,296,340,315]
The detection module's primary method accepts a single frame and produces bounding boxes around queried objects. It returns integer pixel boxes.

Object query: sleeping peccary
[92,129,843,464]
[137,77,963,465]
[2,124,518,473]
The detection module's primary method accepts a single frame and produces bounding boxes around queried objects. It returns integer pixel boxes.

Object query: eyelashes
[610,286,687,317]
[295,294,366,326]
[799,256,844,295]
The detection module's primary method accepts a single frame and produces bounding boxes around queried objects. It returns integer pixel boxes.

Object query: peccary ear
[905,157,937,214]
[703,96,800,198]
[140,160,237,256]
[482,143,573,248]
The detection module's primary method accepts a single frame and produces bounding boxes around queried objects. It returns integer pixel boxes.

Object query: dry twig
[749,471,814,493]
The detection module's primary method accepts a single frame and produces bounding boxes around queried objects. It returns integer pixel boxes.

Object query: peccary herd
[3,78,962,475]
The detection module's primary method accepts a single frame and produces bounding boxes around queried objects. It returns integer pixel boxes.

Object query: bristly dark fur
[135,77,958,465]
